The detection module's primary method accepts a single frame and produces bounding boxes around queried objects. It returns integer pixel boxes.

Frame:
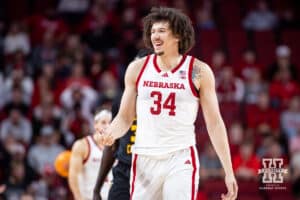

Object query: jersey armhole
[135,55,151,89]
[188,57,200,98]
[83,137,91,164]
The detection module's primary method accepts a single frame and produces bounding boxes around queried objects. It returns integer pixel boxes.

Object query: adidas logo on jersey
[184,160,191,164]
[162,72,169,77]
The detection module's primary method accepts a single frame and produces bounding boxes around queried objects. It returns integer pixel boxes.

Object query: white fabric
[130,146,200,200]
[78,136,112,200]
[133,54,199,155]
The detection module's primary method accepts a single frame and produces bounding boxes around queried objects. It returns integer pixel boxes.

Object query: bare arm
[93,144,116,200]
[68,140,86,200]
[194,60,238,200]
[102,59,145,143]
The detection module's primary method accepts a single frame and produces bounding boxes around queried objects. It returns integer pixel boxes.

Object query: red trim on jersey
[130,154,138,200]
[136,55,150,89]
[171,54,187,73]
[190,146,197,200]
[188,57,199,98]
[83,137,91,164]
[153,54,187,73]
[91,135,103,151]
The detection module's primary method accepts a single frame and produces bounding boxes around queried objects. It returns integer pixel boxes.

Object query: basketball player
[68,109,112,200]
[93,49,152,200]
[101,7,238,200]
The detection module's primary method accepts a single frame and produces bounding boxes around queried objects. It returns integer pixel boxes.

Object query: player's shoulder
[127,55,150,72]
[192,57,212,72]
[125,54,152,82]
[72,138,88,154]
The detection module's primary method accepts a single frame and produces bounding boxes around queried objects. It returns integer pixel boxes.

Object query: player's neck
[157,52,182,71]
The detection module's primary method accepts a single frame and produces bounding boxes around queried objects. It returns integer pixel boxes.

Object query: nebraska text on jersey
[143,80,185,89]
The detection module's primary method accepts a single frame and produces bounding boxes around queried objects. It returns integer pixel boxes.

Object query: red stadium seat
[254,31,277,67]
[281,30,300,68]
[226,30,249,63]
[198,30,223,63]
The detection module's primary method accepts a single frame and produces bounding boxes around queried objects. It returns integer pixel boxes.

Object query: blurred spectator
[3,68,34,105]
[269,67,299,108]
[281,96,300,140]
[25,8,69,45]
[3,22,30,56]
[30,31,58,73]
[0,139,10,182]
[57,0,90,28]
[257,135,276,158]
[199,142,224,180]
[61,103,91,145]
[216,66,245,103]
[96,70,119,99]
[246,91,280,138]
[266,45,298,82]
[228,122,244,156]
[4,50,30,75]
[64,62,91,89]
[278,7,300,30]
[243,0,278,31]
[28,165,68,200]
[60,83,97,120]
[20,192,34,200]
[291,152,300,180]
[3,86,29,117]
[194,7,216,30]
[32,92,62,138]
[243,68,268,105]
[3,161,29,200]
[89,51,106,88]
[31,63,59,107]
[0,108,32,146]
[81,5,117,53]
[210,49,227,80]
[235,48,263,80]
[0,73,4,109]
[27,126,65,175]
[233,141,260,180]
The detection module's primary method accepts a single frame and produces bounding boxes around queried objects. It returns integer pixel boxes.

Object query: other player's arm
[93,143,117,200]
[68,140,86,200]
[102,59,144,143]
[194,60,238,200]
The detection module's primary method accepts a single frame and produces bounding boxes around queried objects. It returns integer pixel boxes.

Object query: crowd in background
[0,0,299,199]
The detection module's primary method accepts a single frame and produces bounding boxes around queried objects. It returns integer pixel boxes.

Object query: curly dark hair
[142,7,195,55]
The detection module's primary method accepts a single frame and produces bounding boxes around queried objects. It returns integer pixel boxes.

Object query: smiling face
[150,21,179,56]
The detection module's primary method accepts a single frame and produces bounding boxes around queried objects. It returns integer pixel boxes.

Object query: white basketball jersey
[78,136,112,200]
[133,54,199,155]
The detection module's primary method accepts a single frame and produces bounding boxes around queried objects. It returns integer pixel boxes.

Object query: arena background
[0,0,299,199]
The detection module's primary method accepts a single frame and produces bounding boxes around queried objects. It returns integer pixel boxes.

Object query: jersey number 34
[150,91,176,116]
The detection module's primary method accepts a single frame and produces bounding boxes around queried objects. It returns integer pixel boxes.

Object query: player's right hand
[98,128,115,146]
[221,174,238,200]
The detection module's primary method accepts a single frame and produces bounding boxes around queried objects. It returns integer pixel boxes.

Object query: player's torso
[78,136,104,199]
[134,54,199,155]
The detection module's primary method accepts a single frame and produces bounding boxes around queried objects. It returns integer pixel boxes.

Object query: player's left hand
[221,174,238,200]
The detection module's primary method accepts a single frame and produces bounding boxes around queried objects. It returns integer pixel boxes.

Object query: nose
[152,31,160,40]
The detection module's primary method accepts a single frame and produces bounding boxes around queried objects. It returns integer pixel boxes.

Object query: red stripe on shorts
[190,146,197,200]
[130,154,138,200]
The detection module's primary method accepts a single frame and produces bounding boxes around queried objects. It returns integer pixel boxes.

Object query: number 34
[150,91,176,116]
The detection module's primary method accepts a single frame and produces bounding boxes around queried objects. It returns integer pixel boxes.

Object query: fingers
[221,182,238,200]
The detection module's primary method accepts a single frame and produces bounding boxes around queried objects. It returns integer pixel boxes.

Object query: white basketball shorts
[130,146,199,200]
